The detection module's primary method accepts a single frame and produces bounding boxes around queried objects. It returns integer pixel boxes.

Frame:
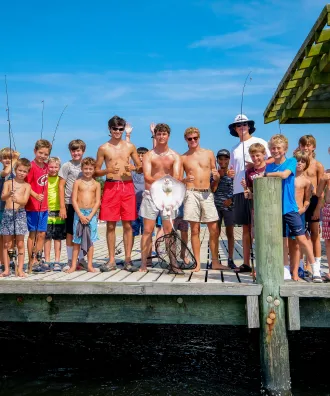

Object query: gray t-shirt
[58,160,83,204]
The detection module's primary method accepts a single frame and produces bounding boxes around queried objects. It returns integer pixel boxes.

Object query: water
[0,323,329,395]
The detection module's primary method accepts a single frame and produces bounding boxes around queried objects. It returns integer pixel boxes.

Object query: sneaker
[284,265,291,280]
[298,267,305,279]
[228,258,237,269]
[53,263,62,272]
[312,274,323,283]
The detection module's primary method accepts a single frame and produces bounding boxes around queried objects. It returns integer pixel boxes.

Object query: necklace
[81,180,94,188]
[153,148,170,157]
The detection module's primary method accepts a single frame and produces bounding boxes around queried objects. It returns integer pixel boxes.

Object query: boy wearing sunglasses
[95,115,142,272]
[182,127,227,272]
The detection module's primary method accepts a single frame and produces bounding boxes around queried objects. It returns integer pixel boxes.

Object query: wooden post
[254,178,292,396]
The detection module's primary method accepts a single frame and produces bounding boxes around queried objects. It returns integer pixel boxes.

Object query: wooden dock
[0,224,328,330]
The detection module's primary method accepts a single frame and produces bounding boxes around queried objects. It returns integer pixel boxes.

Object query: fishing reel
[7,248,17,260]
[115,247,123,255]
[31,250,43,262]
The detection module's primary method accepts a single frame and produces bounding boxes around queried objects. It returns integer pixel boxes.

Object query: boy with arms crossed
[265,134,322,283]
[0,158,31,277]
[298,135,324,268]
[65,158,101,273]
[182,127,227,272]
[95,115,141,272]
[26,139,51,273]
[59,140,85,267]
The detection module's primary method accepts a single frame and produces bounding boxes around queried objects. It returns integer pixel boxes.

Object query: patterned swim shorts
[322,204,330,240]
[0,208,28,235]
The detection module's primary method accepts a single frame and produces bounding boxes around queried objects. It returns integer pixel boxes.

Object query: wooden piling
[254,178,292,396]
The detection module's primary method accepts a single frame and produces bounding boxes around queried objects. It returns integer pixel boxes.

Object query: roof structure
[264,4,330,124]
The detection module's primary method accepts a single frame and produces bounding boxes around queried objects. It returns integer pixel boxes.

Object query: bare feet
[0,271,10,277]
[181,256,190,265]
[191,265,201,272]
[211,260,229,270]
[65,266,76,273]
[139,264,147,272]
[17,270,27,278]
[88,267,97,273]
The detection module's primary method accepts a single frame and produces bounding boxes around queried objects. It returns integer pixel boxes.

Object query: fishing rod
[4,75,18,276]
[239,71,256,282]
[29,105,68,273]
[41,100,44,139]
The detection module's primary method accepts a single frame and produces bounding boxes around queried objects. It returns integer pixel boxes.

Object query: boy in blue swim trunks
[25,139,52,272]
[65,157,101,273]
[265,134,322,283]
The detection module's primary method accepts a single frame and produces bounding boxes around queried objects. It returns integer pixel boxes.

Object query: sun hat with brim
[228,114,255,137]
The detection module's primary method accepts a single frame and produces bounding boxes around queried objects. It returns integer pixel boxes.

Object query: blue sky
[1,0,329,167]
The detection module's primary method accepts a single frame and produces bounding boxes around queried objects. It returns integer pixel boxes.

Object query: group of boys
[0,114,329,283]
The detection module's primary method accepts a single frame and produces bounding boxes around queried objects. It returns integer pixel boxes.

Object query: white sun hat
[228,114,255,137]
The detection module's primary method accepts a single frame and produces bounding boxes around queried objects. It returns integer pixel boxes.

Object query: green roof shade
[264,4,330,124]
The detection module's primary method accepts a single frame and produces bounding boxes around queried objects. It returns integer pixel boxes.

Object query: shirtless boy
[287,150,312,281]
[298,135,324,267]
[182,127,227,272]
[0,158,31,277]
[95,115,142,272]
[138,123,183,272]
[66,157,101,273]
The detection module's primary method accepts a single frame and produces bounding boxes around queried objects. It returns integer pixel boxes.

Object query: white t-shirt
[229,136,271,194]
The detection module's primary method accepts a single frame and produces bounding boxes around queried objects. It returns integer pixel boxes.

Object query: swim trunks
[72,209,99,244]
[139,190,177,221]
[99,180,136,222]
[322,204,330,239]
[183,189,218,223]
[0,208,28,235]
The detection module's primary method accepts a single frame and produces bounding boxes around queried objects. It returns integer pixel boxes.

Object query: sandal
[53,263,62,272]
[234,264,252,273]
[123,262,138,272]
[100,262,117,272]
[32,265,47,273]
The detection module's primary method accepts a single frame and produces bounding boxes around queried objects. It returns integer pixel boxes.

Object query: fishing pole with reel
[29,105,68,273]
[4,76,18,275]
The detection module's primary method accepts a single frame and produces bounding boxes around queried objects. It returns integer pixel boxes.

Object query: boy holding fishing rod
[0,158,31,277]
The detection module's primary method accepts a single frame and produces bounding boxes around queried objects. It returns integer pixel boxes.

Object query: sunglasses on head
[112,127,125,131]
[187,136,199,141]
[236,122,248,127]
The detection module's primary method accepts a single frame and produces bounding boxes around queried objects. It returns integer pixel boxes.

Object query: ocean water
[0,323,328,395]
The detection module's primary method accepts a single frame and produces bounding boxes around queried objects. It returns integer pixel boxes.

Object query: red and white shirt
[25,160,49,211]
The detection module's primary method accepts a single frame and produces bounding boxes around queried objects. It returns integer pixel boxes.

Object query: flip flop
[322,274,330,282]
[234,264,252,273]
[123,262,138,272]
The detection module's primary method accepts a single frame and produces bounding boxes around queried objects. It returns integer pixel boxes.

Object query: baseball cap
[216,149,230,158]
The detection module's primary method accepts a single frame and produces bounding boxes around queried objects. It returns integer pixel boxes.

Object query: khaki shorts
[139,190,177,221]
[183,189,219,223]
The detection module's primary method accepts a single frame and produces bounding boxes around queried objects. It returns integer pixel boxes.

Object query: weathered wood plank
[189,270,206,283]
[280,284,330,297]
[138,269,163,282]
[104,270,132,282]
[70,271,102,282]
[156,271,176,283]
[287,296,300,331]
[0,294,248,325]
[172,273,190,283]
[0,280,262,295]
[207,269,223,283]
[246,295,260,328]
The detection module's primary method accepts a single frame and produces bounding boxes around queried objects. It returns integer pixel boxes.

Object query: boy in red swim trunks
[95,115,142,272]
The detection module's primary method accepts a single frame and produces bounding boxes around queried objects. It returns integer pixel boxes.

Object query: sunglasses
[112,127,125,131]
[236,122,248,127]
[187,136,199,141]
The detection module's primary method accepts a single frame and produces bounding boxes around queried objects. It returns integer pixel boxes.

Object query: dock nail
[266,296,273,303]
[177,297,183,304]
[274,299,280,306]
[46,296,53,303]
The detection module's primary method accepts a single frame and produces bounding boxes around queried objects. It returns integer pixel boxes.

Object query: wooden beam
[281,284,330,297]
[287,296,300,331]
[292,68,312,81]
[316,28,330,44]
[0,294,249,325]
[299,56,319,70]
[0,280,262,296]
[319,50,330,72]
[280,108,330,121]
[289,75,313,109]
[307,42,330,57]
[246,295,260,329]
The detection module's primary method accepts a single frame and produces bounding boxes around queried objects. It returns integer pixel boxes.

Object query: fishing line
[239,71,256,282]
[4,75,17,275]
[29,105,68,272]
[41,100,44,139]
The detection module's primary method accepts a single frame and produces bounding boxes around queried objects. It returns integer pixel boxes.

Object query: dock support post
[254,178,292,396]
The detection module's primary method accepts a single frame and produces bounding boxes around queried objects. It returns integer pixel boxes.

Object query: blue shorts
[283,212,305,238]
[0,210,4,225]
[132,216,144,236]
[73,209,99,244]
[26,211,48,232]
